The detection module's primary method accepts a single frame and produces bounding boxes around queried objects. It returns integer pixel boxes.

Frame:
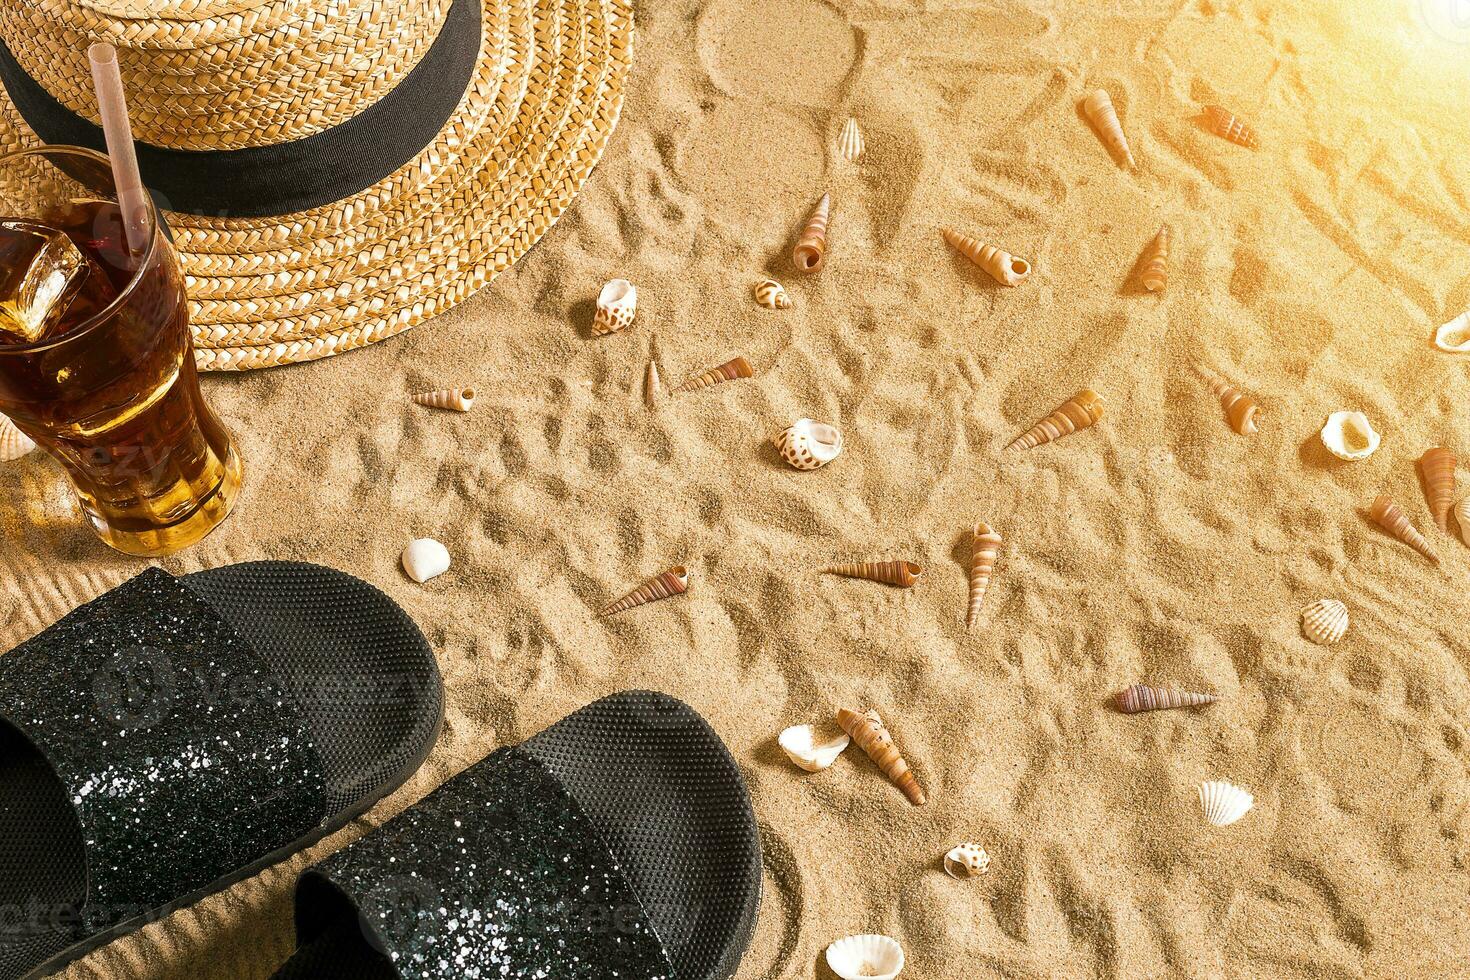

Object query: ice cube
[0,219,88,344]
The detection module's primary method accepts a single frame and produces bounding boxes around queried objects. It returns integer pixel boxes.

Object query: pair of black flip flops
[0,562,761,979]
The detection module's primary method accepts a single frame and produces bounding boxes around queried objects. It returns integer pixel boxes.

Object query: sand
[3,0,1470,976]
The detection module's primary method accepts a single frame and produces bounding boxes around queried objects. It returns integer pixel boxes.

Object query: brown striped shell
[1370,496,1438,564]
[675,356,753,393]
[1198,369,1259,435]
[411,387,476,412]
[1082,89,1134,168]
[942,228,1030,286]
[792,193,831,273]
[1114,684,1217,713]
[825,560,922,588]
[1203,105,1259,148]
[1140,225,1169,291]
[836,708,926,806]
[966,523,1002,630]
[1007,389,1105,451]
[1419,447,1458,532]
[754,278,792,309]
[600,566,690,616]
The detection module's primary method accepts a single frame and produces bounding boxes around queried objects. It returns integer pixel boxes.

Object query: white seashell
[1435,311,1470,353]
[1458,497,1470,547]
[0,414,37,462]
[826,934,904,980]
[943,842,990,879]
[837,117,865,163]
[1301,598,1348,646]
[774,418,843,470]
[777,723,850,772]
[401,538,451,583]
[754,278,792,309]
[412,387,476,412]
[1319,411,1380,461]
[592,279,637,335]
[1199,780,1254,827]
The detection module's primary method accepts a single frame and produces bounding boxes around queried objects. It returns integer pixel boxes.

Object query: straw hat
[0,0,633,370]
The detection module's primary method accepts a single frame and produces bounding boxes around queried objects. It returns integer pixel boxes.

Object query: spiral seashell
[674,356,754,393]
[411,387,476,412]
[1419,447,1458,532]
[592,278,637,335]
[792,193,831,273]
[1140,225,1169,291]
[401,538,451,583]
[1082,89,1134,168]
[778,723,850,772]
[754,278,792,309]
[966,522,1002,630]
[1300,599,1349,646]
[1203,105,1259,148]
[836,117,865,163]
[600,565,690,616]
[774,418,843,470]
[825,560,922,588]
[1007,389,1105,451]
[941,228,1031,286]
[836,708,926,806]
[644,360,660,408]
[1114,684,1218,713]
[826,934,904,980]
[1370,496,1438,564]
[1457,496,1470,547]
[1320,411,1380,461]
[1198,368,1259,434]
[1435,311,1470,353]
[0,414,37,462]
[1199,780,1254,827]
[942,842,990,879]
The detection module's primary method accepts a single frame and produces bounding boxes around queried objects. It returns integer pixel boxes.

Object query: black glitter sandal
[271,690,762,980]
[0,562,444,980]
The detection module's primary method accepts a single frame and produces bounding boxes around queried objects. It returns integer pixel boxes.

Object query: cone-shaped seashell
[778,723,851,772]
[1082,89,1134,168]
[837,117,865,163]
[591,278,637,335]
[754,278,792,310]
[837,708,926,806]
[1114,684,1218,713]
[792,193,831,273]
[1007,389,1105,451]
[644,360,660,408]
[411,387,476,412]
[1300,598,1349,646]
[941,228,1031,286]
[1370,496,1438,564]
[675,356,753,393]
[1320,411,1379,461]
[826,934,904,980]
[1419,447,1458,532]
[1198,369,1259,434]
[1435,311,1470,353]
[1140,225,1170,291]
[600,565,690,615]
[401,538,451,583]
[1199,780,1254,827]
[825,560,922,588]
[775,418,843,471]
[966,522,1002,630]
[0,414,36,462]
[1203,105,1259,148]
[1457,497,1470,547]
[942,842,990,879]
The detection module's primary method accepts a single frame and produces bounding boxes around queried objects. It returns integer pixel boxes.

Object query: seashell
[1300,598,1349,646]
[1140,225,1169,291]
[1203,105,1259,148]
[825,934,904,980]
[1370,496,1439,564]
[1082,89,1134,168]
[825,560,922,588]
[0,414,37,462]
[941,228,1031,286]
[1320,411,1379,461]
[836,708,926,806]
[1419,447,1457,532]
[837,117,865,163]
[1114,684,1218,713]
[592,278,637,335]
[1457,496,1470,547]
[674,356,753,393]
[774,418,843,471]
[1199,780,1254,826]
[600,565,690,616]
[411,387,476,412]
[644,360,660,408]
[942,842,990,879]
[778,723,850,772]
[1007,388,1105,451]
[966,522,1002,630]
[1435,311,1470,353]
[754,278,792,310]
[401,538,451,583]
[792,193,831,273]
[1198,368,1259,434]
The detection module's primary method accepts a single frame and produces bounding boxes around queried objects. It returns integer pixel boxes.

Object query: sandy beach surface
[4,0,1470,976]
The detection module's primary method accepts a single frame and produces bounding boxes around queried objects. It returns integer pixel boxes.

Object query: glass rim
[0,144,163,357]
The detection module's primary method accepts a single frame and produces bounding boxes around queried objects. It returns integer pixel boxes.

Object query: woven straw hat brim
[0,0,632,370]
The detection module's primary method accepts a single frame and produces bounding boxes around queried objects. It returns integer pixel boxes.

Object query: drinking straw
[87,42,149,255]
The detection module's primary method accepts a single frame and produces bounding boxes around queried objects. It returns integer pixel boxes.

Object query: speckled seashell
[826,934,904,980]
[1320,412,1379,461]
[754,278,792,310]
[942,842,990,879]
[401,538,451,583]
[777,723,850,772]
[674,356,754,393]
[793,193,831,273]
[836,708,926,806]
[1198,369,1259,434]
[942,228,1031,286]
[1199,780,1254,827]
[1140,225,1169,291]
[1435,312,1470,353]
[775,418,843,471]
[411,387,476,412]
[825,560,922,588]
[1419,447,1458,532]
[1082,89,1134,168]
[1300,599,1349,646]
[592,278,637,335]
[837,117,865,163]
[0,414,37,462]
[1203,105,1259,148]
[644,360,660,408]
[1370,496,1438,564]
[1007,389,1105,451]
[1456,497,1470,546]
[966,522,1002,630]
[1114,684,1218,713]
[600,565,690,616]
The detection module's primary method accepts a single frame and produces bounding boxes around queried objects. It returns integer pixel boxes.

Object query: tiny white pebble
[402,538,451,583]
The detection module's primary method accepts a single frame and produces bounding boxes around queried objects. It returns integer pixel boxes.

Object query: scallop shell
[591,278,637,335]
[644,360,660,408]
[1320,411,1380,461]
[825,560,922,588]
[942,842,990,879]
[1203,105,1259,148]
[1082,89,1134,168]
[401,538,451,583]
[778,723,850,772]
[1300,599,1349,646]
[966,522,1002,630]
[792,193,831,273]
[1140,225,1169,291]
[1435,311,1470,352]
[1370,496,1438,564]
[674,356,754,393]
[774,418,843,471]
[600,565,690,616]
[411,387,476,412]
[754,278,792,310]
[1457,496,1470,546]
[837,117,865,163]
[1114,684,1218,713]
[836,708,926,806]
[941,228,1031,286]
[0,414,37,462]
[1198,369,1259,434]
[825,935,904,980]
[1419,447,1458,532]
[1007,389,1105,451]
[1199,780,1254,827]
